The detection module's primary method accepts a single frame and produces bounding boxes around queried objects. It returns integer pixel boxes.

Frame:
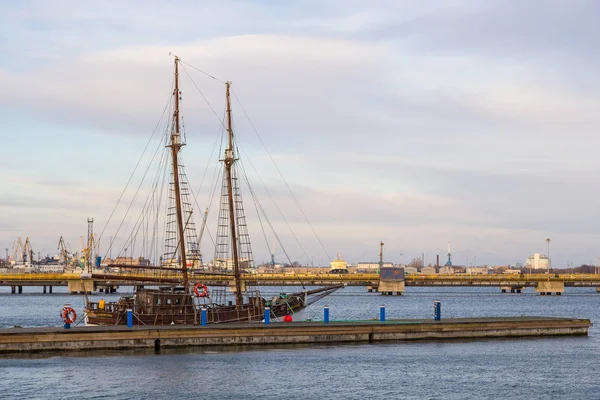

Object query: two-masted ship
[85,56,342,326]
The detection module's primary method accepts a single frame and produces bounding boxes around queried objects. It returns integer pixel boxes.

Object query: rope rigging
[232,90,332,262]
[178,60,332,274]
[103,59,337,290]
[98,88,174,259]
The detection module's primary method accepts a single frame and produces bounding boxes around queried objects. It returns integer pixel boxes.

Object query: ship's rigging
[94,55,339,296]
[84,55,343,326]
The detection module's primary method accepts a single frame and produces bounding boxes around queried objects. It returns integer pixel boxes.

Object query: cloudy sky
[1,0,600,267]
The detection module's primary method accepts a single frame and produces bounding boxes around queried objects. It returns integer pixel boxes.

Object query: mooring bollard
[264,307,270,324]
[380,304,386,322]
[63,323,71,329]
[201,307,207,326]
[434,300,441,321]
[127,309,133,327]
[324,305,330,324]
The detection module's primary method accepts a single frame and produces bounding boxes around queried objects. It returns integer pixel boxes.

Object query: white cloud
[2,1,600,266]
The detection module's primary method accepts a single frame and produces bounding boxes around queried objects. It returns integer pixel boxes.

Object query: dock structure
[377,266,405,295]
[0,317,591,354]
[3,273,600,294]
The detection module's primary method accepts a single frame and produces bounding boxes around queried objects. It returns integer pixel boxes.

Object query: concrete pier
[377,267,405,296]
[378,280,404,295]
[0,317,590,354]
[67,280,94,295]
[536,281,565,296]
[501,286,525,293]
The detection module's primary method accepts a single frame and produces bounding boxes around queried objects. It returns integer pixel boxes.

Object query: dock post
[49,286,52,294]
[264,307,270,324]
[380,305,386,322]
[126,309,133,328]
[201,307,207,326]
[434,301,441,321]
[11,286,15,294]
[324,305,330,324]
[43,286,46,294]
[18,286,22,294]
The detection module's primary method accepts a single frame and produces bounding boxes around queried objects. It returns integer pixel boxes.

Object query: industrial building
[524,253,550,270]
[356,262,394,271]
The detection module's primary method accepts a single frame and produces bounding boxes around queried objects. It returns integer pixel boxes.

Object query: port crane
[23,237,34,265]
[9,237,24,264]
[197,208,209,269]
[57,236,74,267]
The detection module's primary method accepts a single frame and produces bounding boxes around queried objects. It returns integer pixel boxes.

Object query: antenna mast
[169,56,189,293]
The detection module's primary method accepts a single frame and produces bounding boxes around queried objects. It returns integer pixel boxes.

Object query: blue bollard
[380,305,386,322]
[127,309,133,327]
[324,305,330,324]
[434,301,441,321]
[201,307,207,326]
[264,307,270,325]
[63,323,71,329]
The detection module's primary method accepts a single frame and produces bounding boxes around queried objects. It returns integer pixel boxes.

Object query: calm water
[1,285,599,399]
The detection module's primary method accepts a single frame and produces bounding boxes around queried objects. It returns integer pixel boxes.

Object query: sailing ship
[85,56,342,325]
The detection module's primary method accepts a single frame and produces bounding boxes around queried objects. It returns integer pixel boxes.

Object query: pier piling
[201,308,207,326]
[434,301,441,321]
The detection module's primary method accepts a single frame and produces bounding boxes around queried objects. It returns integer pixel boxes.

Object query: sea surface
[1,285,599,399]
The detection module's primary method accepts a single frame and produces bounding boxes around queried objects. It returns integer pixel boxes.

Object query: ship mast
[224,81,244,306]
[169,56,189,293]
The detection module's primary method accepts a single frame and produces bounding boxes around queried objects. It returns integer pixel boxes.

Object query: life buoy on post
[194,283,209,298]
[61,306,77,324]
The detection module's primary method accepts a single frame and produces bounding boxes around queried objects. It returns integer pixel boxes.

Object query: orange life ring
[61,306,77,324]
[194,283,208,298]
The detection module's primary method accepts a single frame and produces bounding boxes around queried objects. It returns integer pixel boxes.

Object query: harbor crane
[9,237,24,264]
[270,240,276,269]
[197,208,209,268]
[57,236,70,266]
[23,237,34,265]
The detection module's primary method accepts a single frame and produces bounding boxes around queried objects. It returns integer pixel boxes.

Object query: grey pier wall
[0,317,591,354]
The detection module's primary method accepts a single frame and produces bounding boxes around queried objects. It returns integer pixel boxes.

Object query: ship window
[167,299,172,305]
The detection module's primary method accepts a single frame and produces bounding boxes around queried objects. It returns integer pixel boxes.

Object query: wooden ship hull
[85,285,342,326]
